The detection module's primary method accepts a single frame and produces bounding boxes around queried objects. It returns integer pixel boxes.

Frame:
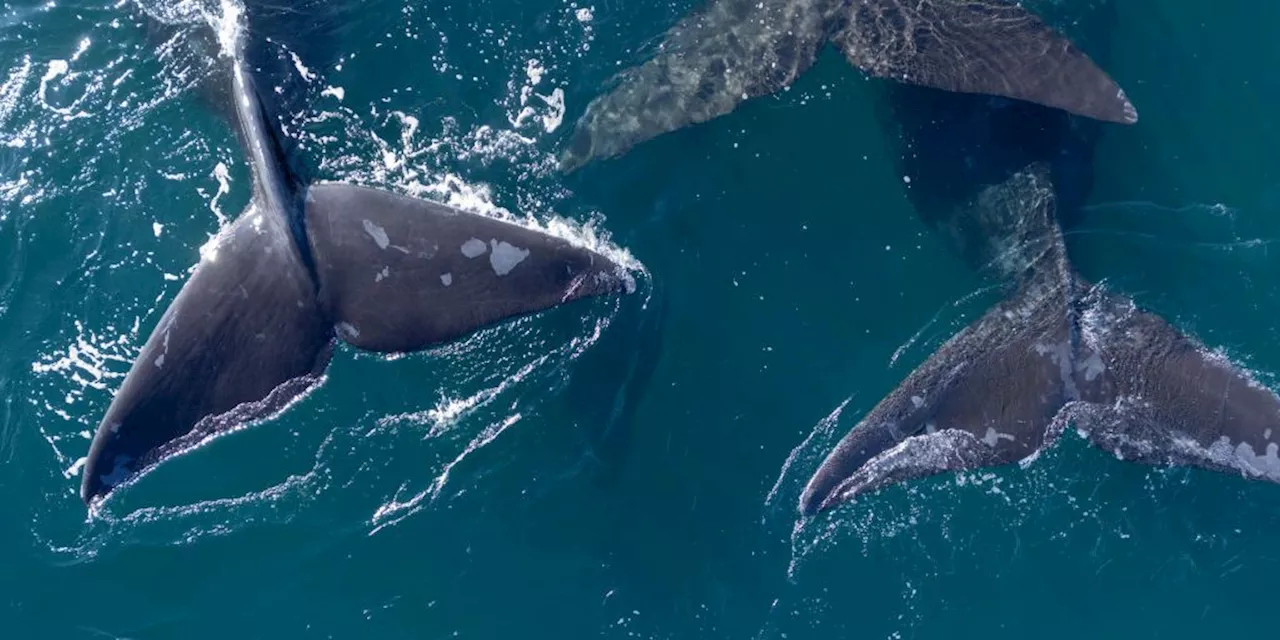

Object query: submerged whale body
[79,2,635,504]
[797,6,1280,515]
[559,0,1138,172]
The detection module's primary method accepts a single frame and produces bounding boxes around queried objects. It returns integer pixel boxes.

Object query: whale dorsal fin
[830,0,1137,124]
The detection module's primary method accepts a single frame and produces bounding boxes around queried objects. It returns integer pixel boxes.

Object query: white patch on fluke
[375,267,390,282]
[460,238,487,258]
[488,240,529,276]
[370,174,644,291]
[982,428,1015,447]
[362,219,390,249]
[1077,351,1106,382]
[338,322,361,340]
[440,273,453,286]
[1232,440,1280,478]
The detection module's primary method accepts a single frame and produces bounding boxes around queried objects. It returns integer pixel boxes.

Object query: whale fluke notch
[831,0,1138,125]
[800,168,1280,516]
[81,3,638,506]
[79,185,632,505]
[304,183,631,353]
[559,0,1137,172]
[800,168,1076,515]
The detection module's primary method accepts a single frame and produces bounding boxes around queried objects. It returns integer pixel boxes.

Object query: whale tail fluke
[559,0,1135,172]
[799,168,1280,516]
[80,185,634,504]
[829,0,1137,126]
[799,167,1076,514]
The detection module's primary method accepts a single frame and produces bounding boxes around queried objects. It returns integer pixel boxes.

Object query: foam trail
[764,396,853,517]
[366,311,628,534]
[888,284,1002,368]
[369,412,524,536]
[378,350,553,436]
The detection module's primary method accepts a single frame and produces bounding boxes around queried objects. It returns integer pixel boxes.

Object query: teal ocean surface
[3,0,1280,637]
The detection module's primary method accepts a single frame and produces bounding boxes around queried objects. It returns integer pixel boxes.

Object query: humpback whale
[797,8,1280,515]
[558,0,1138,172]
[79,1,635,504]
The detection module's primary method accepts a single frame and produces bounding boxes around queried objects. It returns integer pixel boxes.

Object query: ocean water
[3,0,1280,637]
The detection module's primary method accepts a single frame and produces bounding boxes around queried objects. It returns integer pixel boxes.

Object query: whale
[797,3,1280,515]
[79,1,636,504]
[558,0,1138,172]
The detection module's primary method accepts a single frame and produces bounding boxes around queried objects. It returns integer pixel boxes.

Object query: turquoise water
[3,0,1280,637]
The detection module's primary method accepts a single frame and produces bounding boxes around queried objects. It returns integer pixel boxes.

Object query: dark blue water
[3,0,1280,637]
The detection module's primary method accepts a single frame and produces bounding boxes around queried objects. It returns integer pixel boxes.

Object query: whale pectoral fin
[558,0,827,171]
[1070,290,1280,481]
[831,0,1138,124]
[81,210,335,504]
[303,184,635,354]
